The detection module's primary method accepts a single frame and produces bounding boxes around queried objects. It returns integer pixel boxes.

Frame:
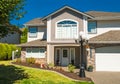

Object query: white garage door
[96,46,120,71]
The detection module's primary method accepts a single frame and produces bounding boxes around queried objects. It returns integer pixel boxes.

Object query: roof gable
[42,6,93,20]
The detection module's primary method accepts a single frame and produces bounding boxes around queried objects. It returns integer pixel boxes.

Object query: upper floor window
[56,20,78,39]
[29,27,38,37]
[88,21,97,33]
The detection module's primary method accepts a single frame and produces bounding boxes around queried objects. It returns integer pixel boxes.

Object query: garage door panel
[96,46,120,71]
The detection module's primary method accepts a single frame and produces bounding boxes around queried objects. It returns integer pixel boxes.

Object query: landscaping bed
[12,62,92,82]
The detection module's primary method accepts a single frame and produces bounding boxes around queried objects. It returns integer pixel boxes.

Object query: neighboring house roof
[24,18,45,26]
[86,11,120,20]
[42,6,93,20]
[18,39,47,47]
[89,30,120,44]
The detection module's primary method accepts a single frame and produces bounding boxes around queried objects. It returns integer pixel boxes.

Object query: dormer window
[29,27,38,38]
[56,20,78,39]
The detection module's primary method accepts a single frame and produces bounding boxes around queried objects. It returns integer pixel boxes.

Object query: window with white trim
[56,20,78,39]
[26,48,45,58]
[88,21,97,33]
[29,27,38,37]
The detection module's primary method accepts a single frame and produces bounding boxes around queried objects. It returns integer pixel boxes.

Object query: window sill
[88,32,97,34]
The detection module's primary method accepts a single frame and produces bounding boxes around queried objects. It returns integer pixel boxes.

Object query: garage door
[96,46,120,71]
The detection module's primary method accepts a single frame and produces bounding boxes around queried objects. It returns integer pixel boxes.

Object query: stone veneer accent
[21,47,47,64]
[87,43,120,71]
[87,48,95,71]
[21,47,26,62]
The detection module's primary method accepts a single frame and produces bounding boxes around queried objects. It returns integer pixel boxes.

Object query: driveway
[86,71,120,84]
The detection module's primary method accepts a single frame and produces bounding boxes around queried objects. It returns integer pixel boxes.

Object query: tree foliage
[0,0,26,38]
[21,28,28,43]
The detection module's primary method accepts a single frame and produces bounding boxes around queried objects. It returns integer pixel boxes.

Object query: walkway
[86,71,120,84]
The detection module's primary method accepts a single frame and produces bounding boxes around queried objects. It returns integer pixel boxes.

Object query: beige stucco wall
[50,8,84,42]
[88,20,120,38]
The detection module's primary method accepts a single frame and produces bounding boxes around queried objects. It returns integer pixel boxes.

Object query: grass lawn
[0,61,94,84]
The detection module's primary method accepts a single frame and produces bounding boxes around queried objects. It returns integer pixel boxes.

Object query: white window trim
[55,19,79,39]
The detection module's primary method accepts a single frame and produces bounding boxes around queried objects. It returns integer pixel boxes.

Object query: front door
[61,48,69,66]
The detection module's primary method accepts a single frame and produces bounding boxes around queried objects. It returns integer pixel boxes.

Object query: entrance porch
[54,46,87,67]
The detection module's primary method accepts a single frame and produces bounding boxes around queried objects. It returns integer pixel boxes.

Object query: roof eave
[42,6,94,21]
[89,41,120,44]
[24,24,46,27]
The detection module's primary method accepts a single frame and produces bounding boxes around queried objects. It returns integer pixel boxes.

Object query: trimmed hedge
[0,43,20,60]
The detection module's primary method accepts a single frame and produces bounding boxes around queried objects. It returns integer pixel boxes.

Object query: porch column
[47,44,54,64]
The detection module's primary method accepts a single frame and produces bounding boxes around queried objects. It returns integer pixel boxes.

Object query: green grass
[0,61,94,84]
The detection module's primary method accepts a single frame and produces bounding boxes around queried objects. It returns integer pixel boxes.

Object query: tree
[0,0,26,38]
[20,27,28,43]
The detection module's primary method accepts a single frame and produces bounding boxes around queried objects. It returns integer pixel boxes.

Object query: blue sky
[11,0,120,27]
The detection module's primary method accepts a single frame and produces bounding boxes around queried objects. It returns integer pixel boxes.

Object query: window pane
[40,48,45,58]
[26,48,32,57]
[63,50,68,57]
[88,22,97,33]
[56,20,77,39]
[29,27,37,37]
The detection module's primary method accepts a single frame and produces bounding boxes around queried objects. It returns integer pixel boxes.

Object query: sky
[11,0,120,27]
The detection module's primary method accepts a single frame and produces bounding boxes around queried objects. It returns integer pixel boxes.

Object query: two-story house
[19,6,120,71]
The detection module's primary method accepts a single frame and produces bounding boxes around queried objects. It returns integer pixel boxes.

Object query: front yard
[0,61,94,84]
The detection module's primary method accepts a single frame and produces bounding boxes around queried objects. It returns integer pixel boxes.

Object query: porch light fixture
[74,31,89,78]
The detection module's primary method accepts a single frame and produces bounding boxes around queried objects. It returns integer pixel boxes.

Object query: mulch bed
[12,62,92,82]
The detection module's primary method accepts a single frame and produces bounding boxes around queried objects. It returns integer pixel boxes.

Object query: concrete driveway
[86,71,120,84]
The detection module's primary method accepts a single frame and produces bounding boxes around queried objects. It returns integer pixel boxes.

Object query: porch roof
[89,30,120,44]
[24,18,46,26]
[17,39,47,47]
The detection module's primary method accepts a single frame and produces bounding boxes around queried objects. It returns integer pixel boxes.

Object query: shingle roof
[18,39,47,47]
[24,18,45,26]
[89,30,120,44]
[86,11,120,20]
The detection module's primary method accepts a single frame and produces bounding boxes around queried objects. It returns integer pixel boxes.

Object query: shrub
[0,43,19,60]
[87,65,93,72]
[48,63,54,69]
[68,64,76,73]
[26,58,35,64]
[0,43,9,60]
[16,58,21,63]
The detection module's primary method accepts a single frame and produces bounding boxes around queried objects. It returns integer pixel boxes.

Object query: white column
[83,16,88,34]
[47,17,51,42]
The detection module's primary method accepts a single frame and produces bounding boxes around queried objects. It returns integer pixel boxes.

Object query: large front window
[26,48,45,58]
[56,20,78,39]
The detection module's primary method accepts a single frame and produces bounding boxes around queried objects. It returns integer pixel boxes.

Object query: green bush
[0,43,7,60]
[16,58,21,63]
[26,58,35,64]
[68,64,76,73]
[48,63,54,69]
[0,43,19,60]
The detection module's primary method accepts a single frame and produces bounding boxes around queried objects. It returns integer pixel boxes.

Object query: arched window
[56,20,78,39]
